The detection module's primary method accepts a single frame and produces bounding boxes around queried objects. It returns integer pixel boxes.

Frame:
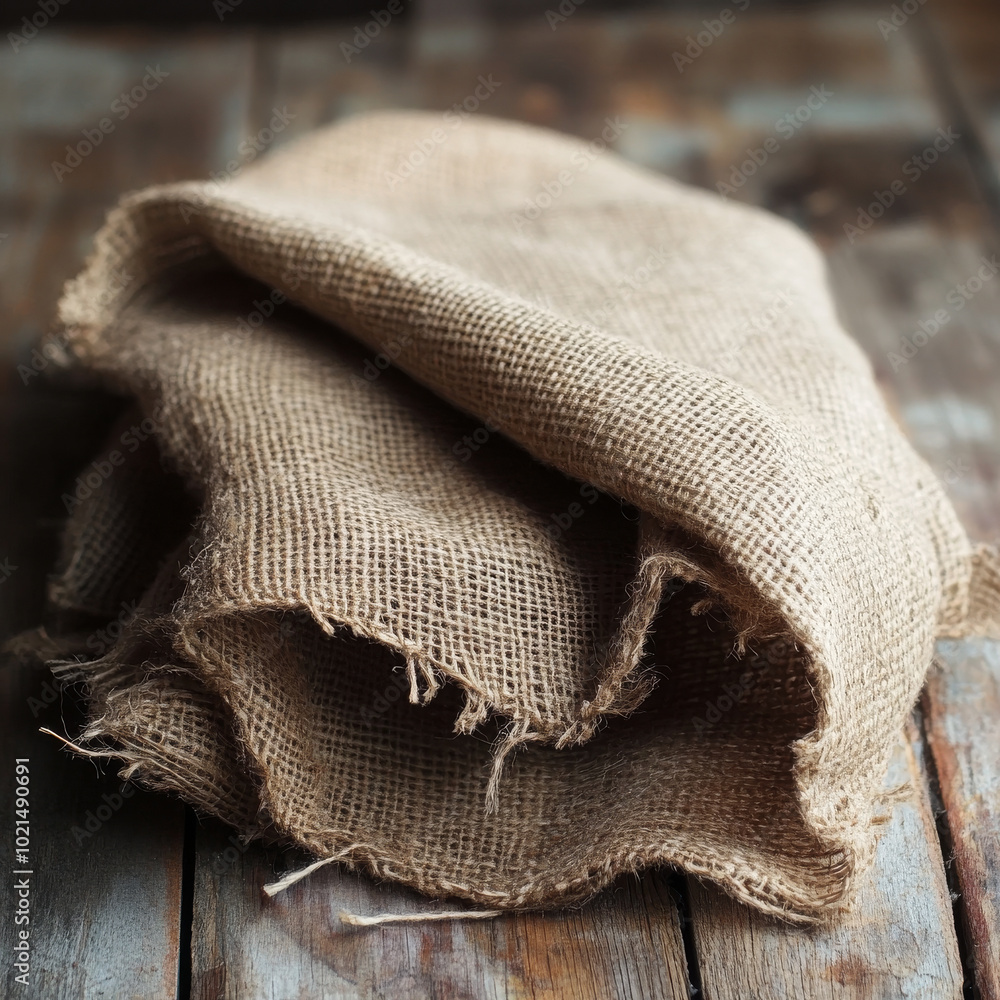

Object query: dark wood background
[2,1,998,997]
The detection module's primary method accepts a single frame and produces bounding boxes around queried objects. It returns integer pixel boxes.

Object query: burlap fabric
[29,111,1000,922]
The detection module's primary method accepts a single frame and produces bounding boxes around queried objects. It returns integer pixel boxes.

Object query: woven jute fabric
[28,111,1000,921]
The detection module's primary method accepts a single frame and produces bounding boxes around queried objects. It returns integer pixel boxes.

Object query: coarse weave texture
[26,111,1000,922]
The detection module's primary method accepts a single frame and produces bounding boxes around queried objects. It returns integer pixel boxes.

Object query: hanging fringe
[264,851,504,926]
[406,658,420,704]
[39,727,115,759]
[262,847,362,897]
[485,717,545,815]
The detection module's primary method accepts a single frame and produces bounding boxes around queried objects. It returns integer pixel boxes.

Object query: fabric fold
[21,110,991,922]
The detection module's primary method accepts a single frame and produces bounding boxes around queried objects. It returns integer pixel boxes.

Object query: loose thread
[339,908,504,927]
[262,847,361,897]
[38,727,113,758]
[406,658,420,704]
[265,856,505,926]
[485,718,542,814]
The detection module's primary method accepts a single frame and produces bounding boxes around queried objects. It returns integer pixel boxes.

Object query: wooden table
[2,2,998,997]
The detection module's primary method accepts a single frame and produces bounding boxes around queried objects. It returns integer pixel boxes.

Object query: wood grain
[689,728,964,1000]
[4,4,1000,997]
[927,641,1000,1000]
[183,20,696,1000]
[191,820,692,1000]
[0,28,261,999]
[0,662,186,1000]
[826,217,1000,997]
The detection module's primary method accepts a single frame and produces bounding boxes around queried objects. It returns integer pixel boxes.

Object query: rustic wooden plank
[827,230,1000,527]
[639,10,975,997]
[824,223,1000,1000]
[0,661,186,1000]
[0,29,259,205]
[191,818,692,1000]
[197,8,999,996]
[689,725,963,1000]
[1,27,264,999]
[926,641,1000,1000]
[183,19,697,999]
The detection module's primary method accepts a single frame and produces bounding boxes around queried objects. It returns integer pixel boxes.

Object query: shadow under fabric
[26,111,1000,922]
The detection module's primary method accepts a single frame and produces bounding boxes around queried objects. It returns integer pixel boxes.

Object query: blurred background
[2,2,999,997]
[3,0,999,643]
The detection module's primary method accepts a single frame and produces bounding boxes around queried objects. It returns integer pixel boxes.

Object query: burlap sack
[28,111,1000,922]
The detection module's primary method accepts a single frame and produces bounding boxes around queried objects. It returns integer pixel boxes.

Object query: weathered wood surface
[0,30,262,1000]
[187,18,698,1000]
[826,211,1000,1000]
[192,822,692,1000]
[3,2,1000,998]
[928,642,1000,1000]
[689,726,963,1000]
[0,663,186,1000]
[908,12,1000,992]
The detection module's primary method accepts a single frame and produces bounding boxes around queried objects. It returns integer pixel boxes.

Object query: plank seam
[671,872,704,999]
[177,807,197,1000]
[916,699,977,1000]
